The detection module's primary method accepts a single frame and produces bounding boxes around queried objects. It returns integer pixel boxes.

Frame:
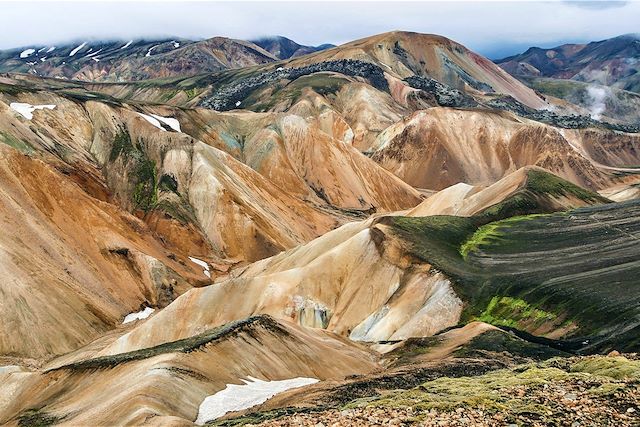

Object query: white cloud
[0,1,638,59]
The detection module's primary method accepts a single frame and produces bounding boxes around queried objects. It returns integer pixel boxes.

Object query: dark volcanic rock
[200,59,390,111]
[404,75,478,108]
[486,95,640,133]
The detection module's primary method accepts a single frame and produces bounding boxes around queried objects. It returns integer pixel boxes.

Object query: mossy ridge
[385,200,640,351]
[473,169,610,225]
[0,82,37,96]
[525,169,609,203]
[453,329,567,360]
[48,316,281,372]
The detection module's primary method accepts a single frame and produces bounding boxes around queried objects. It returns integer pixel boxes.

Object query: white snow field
[69,42,87,56]
[145,45,159,57]
[10,103,56,120]
[120,40,133,50]
[20,49,35,58]
[196,377,319,424]
[150,114,181,132]
[189,256,210,278]
[122,307,155,324]
[137,113,166,130]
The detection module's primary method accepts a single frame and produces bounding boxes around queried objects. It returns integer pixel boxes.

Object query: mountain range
[0,30,638,426]
[497,33,640,92]
[0,36,334,82]
[497,33,640,123]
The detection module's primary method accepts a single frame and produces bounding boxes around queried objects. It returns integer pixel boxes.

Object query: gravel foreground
[228,356,640,427]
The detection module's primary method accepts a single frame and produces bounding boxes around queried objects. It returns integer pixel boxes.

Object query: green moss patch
[352,356,639,419]
[109,129,135,162]
[132,158,158,212]
[570,356,640,380]
[0,131,34,154]
[476,297,557,328]
[526,169,609,203]
[17,409,63,427]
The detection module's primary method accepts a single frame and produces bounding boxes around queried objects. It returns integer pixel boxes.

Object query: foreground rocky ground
[217,355,640,427]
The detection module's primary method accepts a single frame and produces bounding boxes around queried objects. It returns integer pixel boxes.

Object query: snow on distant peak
[86,48,102,57]
[69,42,87,56]
[145,45,159,57]
[173,41,180,48]
[196,377,319,424]
[122,307,155,324]
[10,103,56,120]
[46,46,56,53]
[20,49,35,59]
[37,47,46,53]
[151,114,181,132]
[120,40,133,50]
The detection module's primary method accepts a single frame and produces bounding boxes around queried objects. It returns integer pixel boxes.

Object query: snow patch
[86,48,102,57]
[150,114,181,132]
[92,57,100,62]
[69,42,87,56]
[173,41,180,48]
[120,40,133,50]
[10,103,56,120]
[40,57,47,62]
[123,307,155,324]
[46,46,56,53]
[20,49,35,58]
[37,47,46,53]
[189,256,210,278]
[137,113,165,131]
[146,45,159,57]
[235,101,241,107]
[196,377,319,424]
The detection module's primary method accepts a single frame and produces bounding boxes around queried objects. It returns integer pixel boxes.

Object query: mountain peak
[252,35,334,59]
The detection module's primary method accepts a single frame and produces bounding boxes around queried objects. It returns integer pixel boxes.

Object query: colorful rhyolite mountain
[0,30,638,427]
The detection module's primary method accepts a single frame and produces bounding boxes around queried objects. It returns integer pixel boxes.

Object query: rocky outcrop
[486,95,640,133]
[404,75,477,108]
[200,60,390,110]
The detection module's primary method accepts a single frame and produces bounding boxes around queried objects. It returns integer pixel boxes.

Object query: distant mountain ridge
[252,35,335,59]
[0,36,305,82]
[497,33,640,93]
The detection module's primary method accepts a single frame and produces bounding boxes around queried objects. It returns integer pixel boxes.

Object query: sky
[1,0,639,59]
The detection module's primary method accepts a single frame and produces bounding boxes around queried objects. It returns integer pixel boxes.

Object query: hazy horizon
[1,1,638,59]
